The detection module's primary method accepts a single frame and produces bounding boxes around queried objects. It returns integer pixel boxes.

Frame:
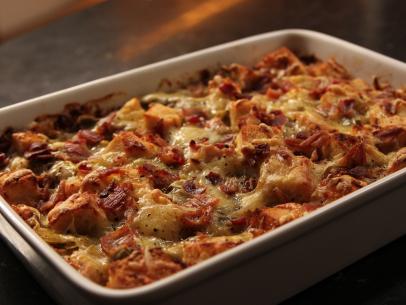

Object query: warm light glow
[117,0,245,61]
[62,0,106,14]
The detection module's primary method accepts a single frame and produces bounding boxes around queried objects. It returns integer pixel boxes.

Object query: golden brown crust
[47,192,109,235]
[0,47,405,289]
[107,247,183,288]
[0,169,46,206]
[182,235,243,266]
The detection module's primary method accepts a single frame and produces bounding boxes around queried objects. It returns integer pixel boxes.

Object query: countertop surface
[1,0,406,304]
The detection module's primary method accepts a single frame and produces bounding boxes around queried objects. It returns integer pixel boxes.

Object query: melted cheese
[2,47,406,289]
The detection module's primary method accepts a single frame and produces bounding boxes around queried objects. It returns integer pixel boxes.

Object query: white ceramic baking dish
[1,29,406,305]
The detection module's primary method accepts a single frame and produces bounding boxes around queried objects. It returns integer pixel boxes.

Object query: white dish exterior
[0,29,406,305]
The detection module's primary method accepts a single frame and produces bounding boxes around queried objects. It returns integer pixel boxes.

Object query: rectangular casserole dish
[1,29,406,305]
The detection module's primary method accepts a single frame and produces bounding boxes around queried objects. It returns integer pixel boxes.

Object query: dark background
[0,0,406,304]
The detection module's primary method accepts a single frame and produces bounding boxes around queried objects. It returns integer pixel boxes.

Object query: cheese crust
[1,47,406,288]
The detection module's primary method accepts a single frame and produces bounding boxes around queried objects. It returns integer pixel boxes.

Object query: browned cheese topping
[1,47,406,288]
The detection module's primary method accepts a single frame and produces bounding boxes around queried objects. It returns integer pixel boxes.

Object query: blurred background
[0,0,405,107]
[0,1,406,305]
[0,0,104,42]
